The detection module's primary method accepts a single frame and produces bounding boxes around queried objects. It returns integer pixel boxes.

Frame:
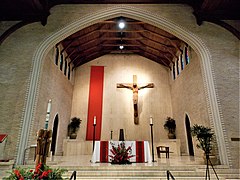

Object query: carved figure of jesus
[117,75,154,124]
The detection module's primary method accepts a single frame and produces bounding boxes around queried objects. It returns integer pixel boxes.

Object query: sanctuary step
[60,166,239,180]
[1,156,239,180]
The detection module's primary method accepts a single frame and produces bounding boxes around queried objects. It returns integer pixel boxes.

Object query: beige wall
[29,48,74,156]
[71,54,172,143]
[170,49,211,156]
[0,4,238,167]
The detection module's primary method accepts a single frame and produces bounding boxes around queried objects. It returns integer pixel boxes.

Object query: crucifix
[117,75,154,124]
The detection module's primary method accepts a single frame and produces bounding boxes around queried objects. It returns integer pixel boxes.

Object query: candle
[150,116,153,125]
[47,99,52,113]
[45,99,52,129]
[93,116,96,125]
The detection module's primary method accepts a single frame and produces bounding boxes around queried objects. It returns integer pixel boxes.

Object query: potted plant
[190,124,213,154]
[67,117,81,139]
[164,117,176,139]
[190,124,218,165]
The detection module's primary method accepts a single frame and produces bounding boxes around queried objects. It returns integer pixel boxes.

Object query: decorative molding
[16,5,230,166]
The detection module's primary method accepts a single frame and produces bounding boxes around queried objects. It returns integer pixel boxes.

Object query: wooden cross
[117,75,154,124]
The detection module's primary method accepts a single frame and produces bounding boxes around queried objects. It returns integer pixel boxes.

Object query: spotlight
[119,45,124,50]
[118,21,125,29]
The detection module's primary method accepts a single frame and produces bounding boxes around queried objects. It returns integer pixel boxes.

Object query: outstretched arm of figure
[138,83,154,90]
[117,83,133,90]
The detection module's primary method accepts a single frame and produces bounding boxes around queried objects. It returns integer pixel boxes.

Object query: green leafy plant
[190,124,214,155]
[164,117,176,139]
[67,117,81,139]
[4,163,67,180]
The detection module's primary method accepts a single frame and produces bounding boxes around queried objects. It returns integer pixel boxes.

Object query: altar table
[91,141,152,163]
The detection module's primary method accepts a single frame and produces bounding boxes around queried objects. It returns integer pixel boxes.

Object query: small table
[156,146,169,158]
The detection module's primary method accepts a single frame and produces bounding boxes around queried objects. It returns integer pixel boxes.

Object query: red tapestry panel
[86,66,104,140]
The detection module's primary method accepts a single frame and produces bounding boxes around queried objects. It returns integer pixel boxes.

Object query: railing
[167,170,175,180]
[70,170,77,180]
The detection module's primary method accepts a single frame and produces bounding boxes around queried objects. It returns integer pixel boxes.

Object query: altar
[91,141,152,163]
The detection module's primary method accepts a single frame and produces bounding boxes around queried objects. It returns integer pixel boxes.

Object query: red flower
[40,170,49,178]
[35,163,43,174]
[47,169,52,173]
[109,142,134,164]
[14,169,21,177]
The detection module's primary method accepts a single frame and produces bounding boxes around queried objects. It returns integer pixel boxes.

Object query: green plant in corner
[190,124,214,155]
[191,125,219,179]
[67,117,82,139]
[164,117,176,139]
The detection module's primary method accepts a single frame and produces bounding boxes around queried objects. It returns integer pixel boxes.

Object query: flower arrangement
[109,141,134,164]
[3,163,67,180]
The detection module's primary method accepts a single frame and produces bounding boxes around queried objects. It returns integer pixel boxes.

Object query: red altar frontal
[91,141,152,163]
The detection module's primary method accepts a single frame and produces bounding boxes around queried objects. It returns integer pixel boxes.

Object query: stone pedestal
[63,139,93,156]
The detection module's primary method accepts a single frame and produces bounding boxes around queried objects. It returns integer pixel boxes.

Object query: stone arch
[16,5,229,166]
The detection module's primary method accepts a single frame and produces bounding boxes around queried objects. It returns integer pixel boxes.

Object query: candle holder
[150,123,156,162]
[92,123,96,152]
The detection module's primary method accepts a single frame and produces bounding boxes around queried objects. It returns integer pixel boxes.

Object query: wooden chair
[156,146,169,158]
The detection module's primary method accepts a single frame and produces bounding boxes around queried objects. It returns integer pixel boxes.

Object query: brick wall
[0,4,238,167]
[170,49,211,156]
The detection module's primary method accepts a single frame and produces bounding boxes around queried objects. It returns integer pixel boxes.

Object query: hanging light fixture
[118,21,125,29]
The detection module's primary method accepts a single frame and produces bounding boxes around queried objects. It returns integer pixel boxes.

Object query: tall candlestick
[150,116,153,125]
[93,116,96,125]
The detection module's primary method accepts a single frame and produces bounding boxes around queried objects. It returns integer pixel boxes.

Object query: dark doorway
[185,114,194,156]
[51,114,59,156]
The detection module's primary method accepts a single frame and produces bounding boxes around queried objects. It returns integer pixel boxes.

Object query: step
[1,163,239,180]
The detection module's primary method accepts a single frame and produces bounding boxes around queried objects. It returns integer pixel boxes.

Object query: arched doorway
[185,114,194,156]
[17,5,229,165]
[51,114,59,156]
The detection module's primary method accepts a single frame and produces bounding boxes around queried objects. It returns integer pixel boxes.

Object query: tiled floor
[45,154,206,167]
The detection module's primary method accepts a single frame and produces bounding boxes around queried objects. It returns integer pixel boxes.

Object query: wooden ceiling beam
[137,45,171,64]
[99,29,146,33]
[135,35,177,58]
[138,51,170,67]
[134,38,174,62]
[100,37,144,41]
[101,44,142,47]
[73,51,107,68]
[140,30,181,51]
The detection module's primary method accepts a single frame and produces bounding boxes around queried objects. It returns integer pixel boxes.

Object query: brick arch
[16,5,229,166]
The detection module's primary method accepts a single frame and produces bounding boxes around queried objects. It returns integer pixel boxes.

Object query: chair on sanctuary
[156,146,169,158]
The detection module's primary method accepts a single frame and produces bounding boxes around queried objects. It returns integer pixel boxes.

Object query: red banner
[86,66,104,140]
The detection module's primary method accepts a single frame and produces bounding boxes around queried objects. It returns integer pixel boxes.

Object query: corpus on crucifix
[117,75,154,124]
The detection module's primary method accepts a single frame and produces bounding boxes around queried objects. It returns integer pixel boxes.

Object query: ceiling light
[118,21,125,29]
[119,45,124,50]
